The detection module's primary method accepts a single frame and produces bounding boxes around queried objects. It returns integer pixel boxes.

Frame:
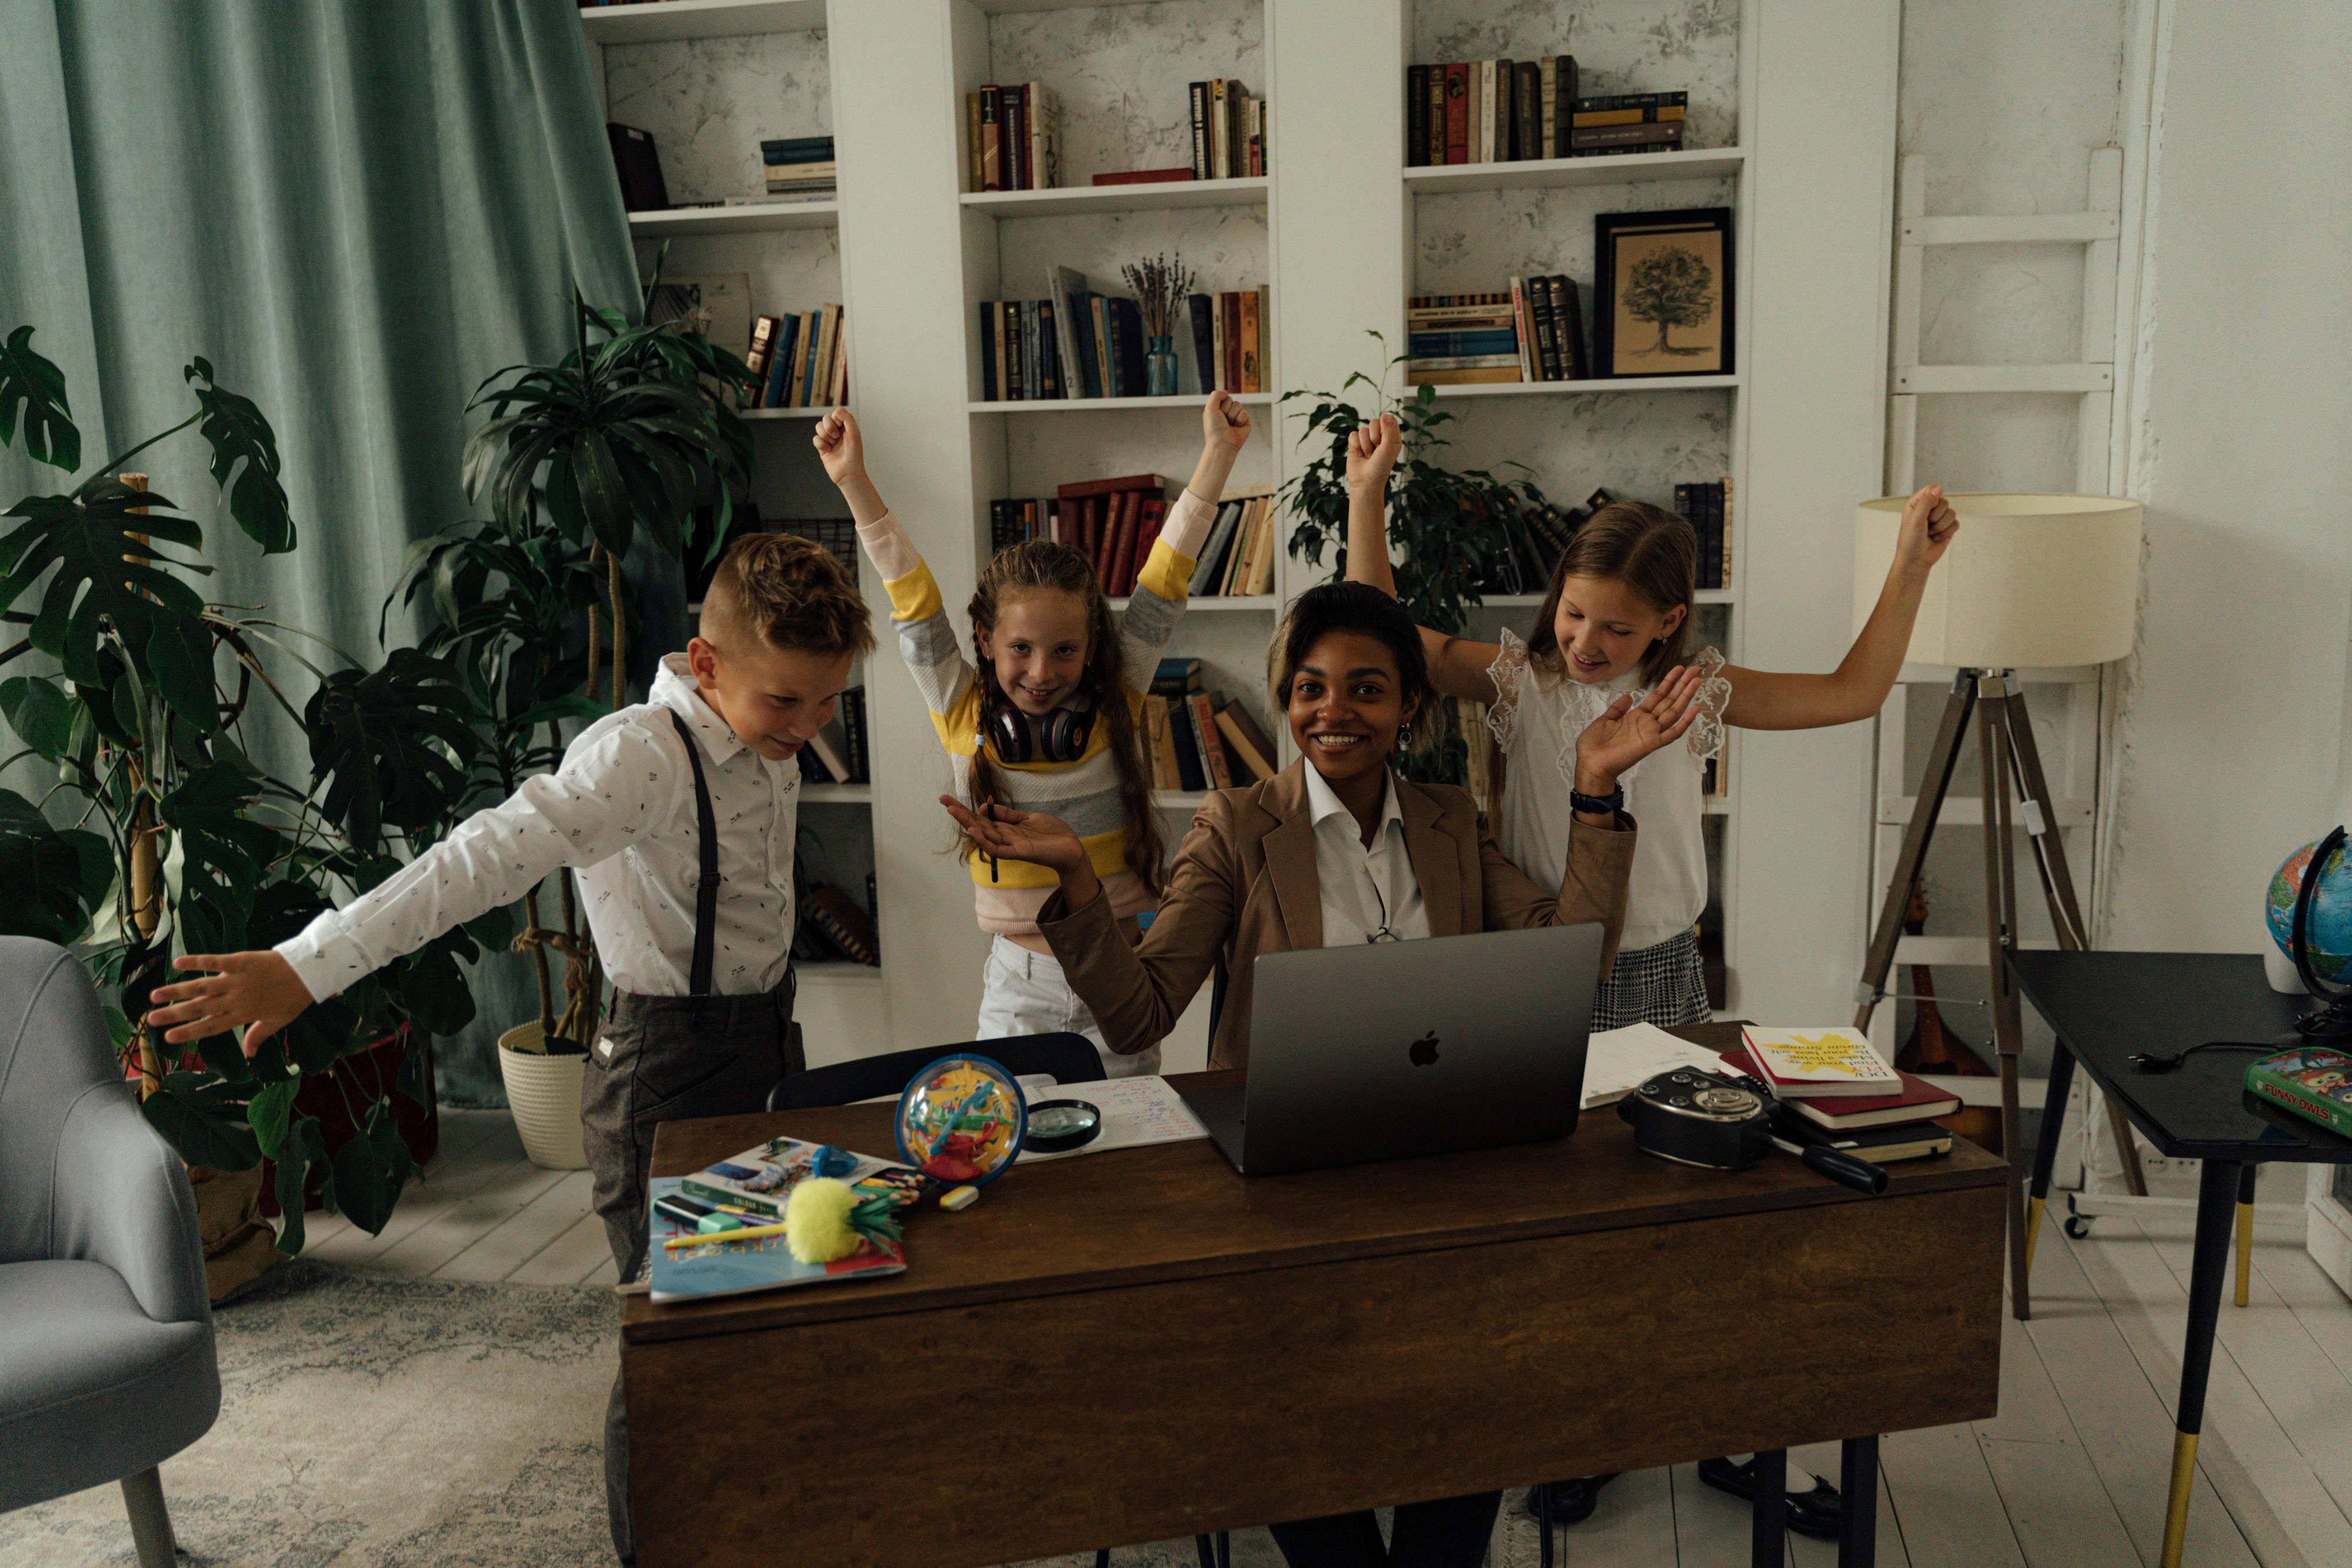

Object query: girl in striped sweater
[814,394,1251,1074]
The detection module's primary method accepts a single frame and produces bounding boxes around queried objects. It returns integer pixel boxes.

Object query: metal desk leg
[2023,1042,2078,1300]
[1750,1448,1787,1568]
[2162,1160,2240,1568]
[1839,1437,1879,1567]
[2234,1164,2256,1308]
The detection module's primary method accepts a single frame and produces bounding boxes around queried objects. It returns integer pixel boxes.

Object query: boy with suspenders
[145,532,875,1563]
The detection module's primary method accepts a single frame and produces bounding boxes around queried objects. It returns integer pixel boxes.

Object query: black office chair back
[768,1032,1106,1112]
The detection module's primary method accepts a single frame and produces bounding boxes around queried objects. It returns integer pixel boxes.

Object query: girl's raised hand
[940,796,1088,874]
[811,407,864,485]
[1346,413,1402,495]
[1897,483,1961,572]
[1571,664,1706,787]
[1203,389,1252,451]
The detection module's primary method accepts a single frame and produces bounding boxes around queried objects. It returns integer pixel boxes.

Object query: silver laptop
[1180,924,1605,1176]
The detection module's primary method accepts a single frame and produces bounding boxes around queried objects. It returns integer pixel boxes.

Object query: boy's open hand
[1896,484,1961,573]
[1347,413,1402,495]
[811,407,863,486]
[146,951,313,1059]
[1572,664,1705,790]
[1202,389,1252,452]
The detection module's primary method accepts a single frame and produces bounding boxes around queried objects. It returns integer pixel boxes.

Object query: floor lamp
[1850,493,2144,1322]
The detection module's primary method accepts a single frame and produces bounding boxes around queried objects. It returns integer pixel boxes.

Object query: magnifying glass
[1025,1098,1103,1154]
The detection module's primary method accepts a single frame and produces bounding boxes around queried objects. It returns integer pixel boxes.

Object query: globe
[894,1054,1027,1185]
[2266,837,2352,985]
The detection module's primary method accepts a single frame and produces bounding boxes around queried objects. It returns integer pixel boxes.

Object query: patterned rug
[0,1261,1560,1566]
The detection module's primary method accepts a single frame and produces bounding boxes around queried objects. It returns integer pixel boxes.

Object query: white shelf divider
[1429,374,1741,399]
[1403,147,1746,195]
[627,202,837,238]
[799,783,873,804]
[970,393,1274,414]
[1476,589,1736,609]
[739,406,830,421]
[1109,594,1278,613]
[960,176,1267,219]
[580,0,827,45]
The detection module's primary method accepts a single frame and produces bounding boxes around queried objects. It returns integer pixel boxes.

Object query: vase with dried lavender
[1122,252,1193,397]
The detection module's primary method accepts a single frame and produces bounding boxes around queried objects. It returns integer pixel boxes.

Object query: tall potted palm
[432,283,754,1164]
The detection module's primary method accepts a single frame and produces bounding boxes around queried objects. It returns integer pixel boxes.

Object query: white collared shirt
[277,653,801,1003]
[1301,763,1431,948]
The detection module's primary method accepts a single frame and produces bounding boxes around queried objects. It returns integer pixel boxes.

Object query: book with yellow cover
[1738,1026,1902,1098]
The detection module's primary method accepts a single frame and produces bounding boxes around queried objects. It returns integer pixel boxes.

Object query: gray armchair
[0,937,221,1566]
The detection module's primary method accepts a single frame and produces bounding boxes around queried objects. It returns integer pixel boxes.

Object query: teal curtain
[0,0,654,1105]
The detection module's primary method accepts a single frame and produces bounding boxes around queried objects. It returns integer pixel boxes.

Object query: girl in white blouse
[1344,414,1959,1030]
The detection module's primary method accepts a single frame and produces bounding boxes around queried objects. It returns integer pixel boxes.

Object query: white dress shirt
[278,653,801,1002]
[1301,763,1432,947]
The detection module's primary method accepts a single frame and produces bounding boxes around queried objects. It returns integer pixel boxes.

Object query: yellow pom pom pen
[663,1220,789,1251]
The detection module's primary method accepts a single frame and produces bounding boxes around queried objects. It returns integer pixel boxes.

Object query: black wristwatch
[1569,783,1625,816]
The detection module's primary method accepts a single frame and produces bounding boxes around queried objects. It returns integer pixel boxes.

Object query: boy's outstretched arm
[1723,484,1960,730]
[149,723,673,1057]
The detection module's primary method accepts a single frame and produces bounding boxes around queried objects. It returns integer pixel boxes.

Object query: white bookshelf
[583,0,1901,1051]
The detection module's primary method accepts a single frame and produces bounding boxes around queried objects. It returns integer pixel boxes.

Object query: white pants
[977,934,1160,1079]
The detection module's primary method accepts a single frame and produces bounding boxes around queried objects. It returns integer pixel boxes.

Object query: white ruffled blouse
[1487,631,1731,953]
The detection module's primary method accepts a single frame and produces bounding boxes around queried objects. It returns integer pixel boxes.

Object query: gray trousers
[580,979,800,1566]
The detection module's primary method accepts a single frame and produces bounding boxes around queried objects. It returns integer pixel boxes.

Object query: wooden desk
[624,1061,2006,1568]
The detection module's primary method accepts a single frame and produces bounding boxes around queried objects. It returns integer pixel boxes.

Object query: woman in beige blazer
[943,582,1700,1568]
[947,580,1701,1070]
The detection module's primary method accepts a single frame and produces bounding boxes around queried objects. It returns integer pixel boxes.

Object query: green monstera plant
[1278,336,1553,784]
[0,325,491,1252]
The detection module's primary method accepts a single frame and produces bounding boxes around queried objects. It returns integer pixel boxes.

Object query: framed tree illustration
[1592,207,1735,378]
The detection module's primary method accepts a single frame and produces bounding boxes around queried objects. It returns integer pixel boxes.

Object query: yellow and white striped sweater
[856,491,1214,934]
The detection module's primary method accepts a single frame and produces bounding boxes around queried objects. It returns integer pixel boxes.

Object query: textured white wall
[2099,1,2352,948]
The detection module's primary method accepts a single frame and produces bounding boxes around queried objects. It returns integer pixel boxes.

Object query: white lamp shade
[1853,492,2142,668]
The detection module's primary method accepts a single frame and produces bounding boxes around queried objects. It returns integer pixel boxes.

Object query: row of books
[966,84,1061,193]
[1187,79,1265,179]
[744,306,847,410]
[1406,277,1586,386]
[1148,660,1279,792]
[985,480,1279,601]
[1405,55,1690,165]
[763,136,835,202]
[981,275,1268,402]
[1477,488,1605,597]
[796,687,871,787]
[1729,1028,1963,1155]
[1673,479,1734,592]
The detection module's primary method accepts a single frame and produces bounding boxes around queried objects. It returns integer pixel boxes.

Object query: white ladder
[1870,148,2123,1137]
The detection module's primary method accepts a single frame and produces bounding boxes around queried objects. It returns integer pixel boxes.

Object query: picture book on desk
[1721,1044,1957,1129]
[647,1176,910,1303]
[1736,1027,1903,1098]
[2245,1047,2352,1141]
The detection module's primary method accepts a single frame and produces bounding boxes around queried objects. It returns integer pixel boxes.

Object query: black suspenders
[666,708,721,1005]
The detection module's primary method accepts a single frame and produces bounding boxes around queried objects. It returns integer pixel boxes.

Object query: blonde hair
[701,533,875,658]
[1527,501,1696,686]
[964,540,1165,892]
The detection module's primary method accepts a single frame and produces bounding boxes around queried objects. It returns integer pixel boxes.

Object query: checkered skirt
[1590,927,1712,1031]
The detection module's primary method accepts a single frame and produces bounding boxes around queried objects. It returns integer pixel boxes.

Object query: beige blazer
[1036,761,1636,1070]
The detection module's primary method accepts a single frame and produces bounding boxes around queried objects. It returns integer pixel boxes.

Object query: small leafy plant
[1278,336,1551,783]
[0,327,489,1251]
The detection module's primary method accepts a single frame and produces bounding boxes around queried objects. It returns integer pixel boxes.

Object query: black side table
[2009,949,2352,1568]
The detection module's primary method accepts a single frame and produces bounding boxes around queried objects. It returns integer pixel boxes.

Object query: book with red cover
[1054,472,1171,502]
[1079,496,1100,566]
[1720,1047,1962,1131]
[1443,63,1469,163]
[1093,168,1196,185]
[1221,292,1242,394]
[1186,691,1234,788]
[1124,497,1166,596]
[1102,490,1139,590]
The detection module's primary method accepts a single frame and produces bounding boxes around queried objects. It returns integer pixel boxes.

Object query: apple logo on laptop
[1409,1029,1440,1066]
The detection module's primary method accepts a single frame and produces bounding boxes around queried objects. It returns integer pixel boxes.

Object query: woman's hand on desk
[1572,664,1705,795]
[940,797,1103,910]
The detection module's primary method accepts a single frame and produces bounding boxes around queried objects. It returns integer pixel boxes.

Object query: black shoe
[1696,1456,1845,1542]
[1523,1475,1619,1527]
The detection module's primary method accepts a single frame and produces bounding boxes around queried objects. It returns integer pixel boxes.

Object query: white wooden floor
[305,1111,2352,1566]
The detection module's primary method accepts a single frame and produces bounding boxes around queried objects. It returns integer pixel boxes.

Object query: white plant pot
[497,1022,589,1171]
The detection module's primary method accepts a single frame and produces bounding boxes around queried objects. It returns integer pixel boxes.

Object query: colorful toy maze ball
[895,1055,1027,1185]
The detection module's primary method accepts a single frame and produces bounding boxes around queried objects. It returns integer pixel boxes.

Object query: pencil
[663,1220,790,1251]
